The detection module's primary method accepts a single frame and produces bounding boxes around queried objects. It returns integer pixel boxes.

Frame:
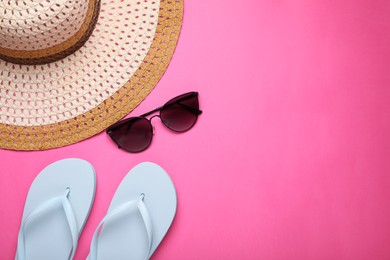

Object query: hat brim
[0,0,183,151]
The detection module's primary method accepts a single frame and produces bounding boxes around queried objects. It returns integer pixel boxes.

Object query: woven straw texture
[0,0,101,64]
[0,0,183,150]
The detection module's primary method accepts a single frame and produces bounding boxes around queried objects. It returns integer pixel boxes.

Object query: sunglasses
[106,92,202,152]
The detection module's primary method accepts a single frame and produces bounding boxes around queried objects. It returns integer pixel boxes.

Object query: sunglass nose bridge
[149,115,160,135]
[150,114,161,121]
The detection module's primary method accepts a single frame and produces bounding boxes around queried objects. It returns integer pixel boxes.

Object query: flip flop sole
[17,158,96,260]
[94,162,177,260]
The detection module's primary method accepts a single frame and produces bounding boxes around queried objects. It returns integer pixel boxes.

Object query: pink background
[1,0,390,259]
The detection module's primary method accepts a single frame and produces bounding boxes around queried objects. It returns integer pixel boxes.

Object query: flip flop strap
[16,188,78,260]
[89,195,153,260]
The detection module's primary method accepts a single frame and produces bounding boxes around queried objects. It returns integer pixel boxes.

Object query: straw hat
[0,0,183,150]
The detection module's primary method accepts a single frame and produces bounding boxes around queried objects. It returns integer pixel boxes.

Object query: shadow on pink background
[1,0,390,259]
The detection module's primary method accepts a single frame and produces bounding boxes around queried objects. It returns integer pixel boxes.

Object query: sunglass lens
[107,117,153,152]
[160,92,200,132]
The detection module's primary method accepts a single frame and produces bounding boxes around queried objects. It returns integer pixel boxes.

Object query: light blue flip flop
[15,158,96,260]
[87,162,177,260]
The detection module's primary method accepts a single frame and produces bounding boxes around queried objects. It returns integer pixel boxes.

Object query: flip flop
[15,158,96,260]
[88,162,177,260]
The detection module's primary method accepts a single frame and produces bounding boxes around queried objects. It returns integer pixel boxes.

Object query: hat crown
[0,0,99,64]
